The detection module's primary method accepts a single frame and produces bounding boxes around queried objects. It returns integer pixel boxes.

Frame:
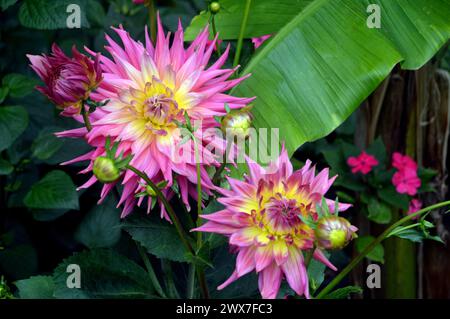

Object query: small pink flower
[27,44,102,115]
[407,199,422,219]
[346,151,379,175]
[133,0,145,4]
[252,34,271,49]
[392,169,421,196]
[392,152,417,171]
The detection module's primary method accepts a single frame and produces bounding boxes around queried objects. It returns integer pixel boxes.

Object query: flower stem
[210,15,222,56]
[126,164,194,255]
[187,264,196,299]
[125,164,210,299]
[315,200,450,299]
[192,135,203,246]
[233,0,252,68]
[145,0,157,44]
[136,242,167,298]
[80,101,92,131]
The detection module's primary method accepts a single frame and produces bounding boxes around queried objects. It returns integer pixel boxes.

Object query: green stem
[315,200,450,299]
[187,264,196,299]
[145,0,157,44]
[192,135,203,246]
[126,164,195,255]
[80,101,92,131]
[126,164,210,299]
[136,242,167,298]
[233,0,252,68]
[210,15,222,56]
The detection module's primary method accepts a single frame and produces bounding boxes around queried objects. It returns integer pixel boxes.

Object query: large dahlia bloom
[56,18,253,218]
[195,148,353,299]
[27,44,102,116]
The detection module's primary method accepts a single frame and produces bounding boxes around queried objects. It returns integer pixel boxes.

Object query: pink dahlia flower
[252,34,271,49]
[392,168,421,196]
[392,152,418,171]
[195,147,352,299]
[56,18,253,218]
[347,151,379,175]
[27,44,102,116]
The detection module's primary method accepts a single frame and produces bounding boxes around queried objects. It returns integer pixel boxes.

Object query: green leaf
[0,106,29,151]
[307,252,327,292]
[185,0,313,41]
[15,276,55,299]
[52,249,155,298]
[19,0,89,30]
[0,245,38,280]
[122,214,193,263]
[75,195,122,249]
[367,197,392,224]
[0,158,13,175]
[389,228,424,243]
[323,285,363,299]
[0,86,8,103]
[0,0,17,11]
[355,235,384,263]
[377,187,409,210]
[366,137,386,165]
[2,73,38,98]
[232,0,450,155]
[31,127,64,160]
[24,170,79,210]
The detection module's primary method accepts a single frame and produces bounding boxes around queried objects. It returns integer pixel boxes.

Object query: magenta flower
[252,34,271,49]
[195,147,353,299]
[407,198,422,219]
[55,18,253,218]
[392,152,417,171]
[392,169,421,196]
[27,44,102,116]
[207,39,223,52]
[346,151,379,175]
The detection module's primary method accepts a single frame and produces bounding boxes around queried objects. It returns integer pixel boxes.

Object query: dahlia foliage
[28,16,358,300]
[195,148,356,298]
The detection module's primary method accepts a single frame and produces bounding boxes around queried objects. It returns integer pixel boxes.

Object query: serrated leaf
[75,195,121,249]
[377,187,409,211]
[0,105,29,151]
[0,158,13,175]
[355,236,384,263]
[122,214,193,263]
[52,249,155,299]
[2,73,38,98]
[367,197,392,224]
[19,0,89,30]
[24,170,79,210]
[31,127,64,160]
[15,276,55,299]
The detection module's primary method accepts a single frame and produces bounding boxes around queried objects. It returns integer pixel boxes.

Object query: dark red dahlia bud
[27,44,102,116]
[315,216,357,250]
[93,156,120,183]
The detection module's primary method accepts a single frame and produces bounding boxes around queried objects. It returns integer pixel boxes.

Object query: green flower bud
[315,216,357,250]
[221,109,253,140]
[210,1,220,14]
[93,156,120,183]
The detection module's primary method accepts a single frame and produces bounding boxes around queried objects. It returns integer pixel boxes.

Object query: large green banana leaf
[184,0,313,41]
[230,0,450,155]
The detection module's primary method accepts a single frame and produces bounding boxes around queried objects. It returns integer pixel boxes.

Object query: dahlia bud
[210,1,220,14]
[27,44,102,116]
[221,109,253,140]
[93,156,120,183]
[315,216,357,250]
